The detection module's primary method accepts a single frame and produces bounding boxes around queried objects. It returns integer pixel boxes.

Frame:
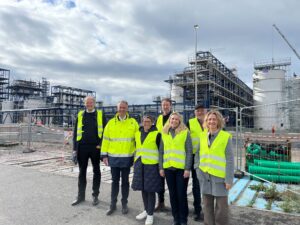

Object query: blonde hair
[203,110,225,130]
[162,112,187,134]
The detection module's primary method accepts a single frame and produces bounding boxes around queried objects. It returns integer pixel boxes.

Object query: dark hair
[161,98,172,105]
[194,104,205,110]
[143,115,154,123]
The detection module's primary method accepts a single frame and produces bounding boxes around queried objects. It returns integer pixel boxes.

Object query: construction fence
[0,100,300,181]
[0,109,73,152]
[236,99,300,184]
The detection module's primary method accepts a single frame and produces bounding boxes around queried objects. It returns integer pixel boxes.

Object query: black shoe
[122,205,128,214]
[92,196,99,206]
[106,205,116,216]
[71,197,85,206]
[180,223,187,225]
[172,222,180,225]
[194,213,204,221]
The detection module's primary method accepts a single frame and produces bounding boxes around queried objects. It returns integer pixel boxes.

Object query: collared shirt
[86,109,96,113]
[118,115,127,121]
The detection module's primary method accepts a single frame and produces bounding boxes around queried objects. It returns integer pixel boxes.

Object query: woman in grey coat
[195,110,234,225]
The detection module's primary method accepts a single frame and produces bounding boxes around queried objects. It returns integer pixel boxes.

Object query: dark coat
[131,157,162,193]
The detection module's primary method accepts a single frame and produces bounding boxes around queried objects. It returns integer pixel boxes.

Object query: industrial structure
[0,50,256,127]
[7,78,49,102]
[0,75,98,126]
[253,59,291,131]
[51,85,96,109]
[0,68,10,103]
[250,24,300,132]
[166,51,253,126]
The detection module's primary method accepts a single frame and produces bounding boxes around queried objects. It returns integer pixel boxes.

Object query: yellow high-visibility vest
[189,118,205,154]
[135,130,159,165]
[162,129,188,169]
[156,114,169,133]
[101,113,139,158]
[76,110,103,141]
[199,130,231,178]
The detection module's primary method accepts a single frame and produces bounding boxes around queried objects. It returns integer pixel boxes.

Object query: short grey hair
[117,100,128,106]
[84,96,96,105]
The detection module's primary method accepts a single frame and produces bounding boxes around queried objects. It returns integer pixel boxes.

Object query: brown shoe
[154,202,166,212]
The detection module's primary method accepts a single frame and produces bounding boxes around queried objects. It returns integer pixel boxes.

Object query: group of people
[72,96,234,225]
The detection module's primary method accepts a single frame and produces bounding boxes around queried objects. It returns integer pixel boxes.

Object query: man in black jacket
[155,98,172,212]
[72,96,106,206]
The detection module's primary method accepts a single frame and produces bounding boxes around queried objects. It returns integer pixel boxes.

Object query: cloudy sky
[0,0,299,105]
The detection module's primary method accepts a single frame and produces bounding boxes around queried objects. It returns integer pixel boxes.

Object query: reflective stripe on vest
[156,115,169,133]
[135,130,159,165]
[101,114,138,157]
[199,130,231,178]
[76,110,103,141]
[162,129,188,169]
[189,118,204,154]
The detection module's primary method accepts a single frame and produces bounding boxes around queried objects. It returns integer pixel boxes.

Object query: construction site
[0,24,300,224]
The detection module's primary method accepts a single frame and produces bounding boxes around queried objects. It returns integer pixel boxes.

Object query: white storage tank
[253,69,288,130]
[171,83,183,104]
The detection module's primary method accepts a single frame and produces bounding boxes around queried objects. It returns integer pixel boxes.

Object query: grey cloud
[11,53,177,82]
[1,0,300,105]
[0,7,54,47]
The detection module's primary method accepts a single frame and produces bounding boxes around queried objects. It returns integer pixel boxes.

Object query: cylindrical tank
[171,84,183,104]
[289,77,300,132]
[2,101,14,124]
[253,69,288,130]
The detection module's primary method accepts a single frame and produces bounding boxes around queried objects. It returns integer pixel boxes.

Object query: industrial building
[0,75,98,126]
[0,68,10,103]
[0,50,256,127]
[51,85,96,109]
[253,59,291,131]
[166,51,253,126]
[252,58,300,132]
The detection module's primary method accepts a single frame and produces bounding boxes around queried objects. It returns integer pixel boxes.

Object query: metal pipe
[194,24,199,106]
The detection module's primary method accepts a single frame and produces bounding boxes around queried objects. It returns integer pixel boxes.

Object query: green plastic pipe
[254,159,300,170]
[251,174,300,183]
[249,165,300,176]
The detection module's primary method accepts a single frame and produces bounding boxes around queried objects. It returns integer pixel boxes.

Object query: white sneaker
[136,210,147,220]
[145,215,154,225]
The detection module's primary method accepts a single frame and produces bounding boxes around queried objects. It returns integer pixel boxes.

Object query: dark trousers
[110,167,130,207]
[165,169,189,224]
[192,155,202,214]
[78,144,101,198]
[142,191,156,215]
[203,194,229,225]
[156,177,165,203]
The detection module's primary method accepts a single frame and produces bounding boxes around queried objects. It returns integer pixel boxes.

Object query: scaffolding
[166,51,254,126]
[0,68,10,102]
[7,78,49,102]
[51,85,96,109]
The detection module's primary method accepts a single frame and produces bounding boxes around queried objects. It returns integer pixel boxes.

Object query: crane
[273,24,300,61]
